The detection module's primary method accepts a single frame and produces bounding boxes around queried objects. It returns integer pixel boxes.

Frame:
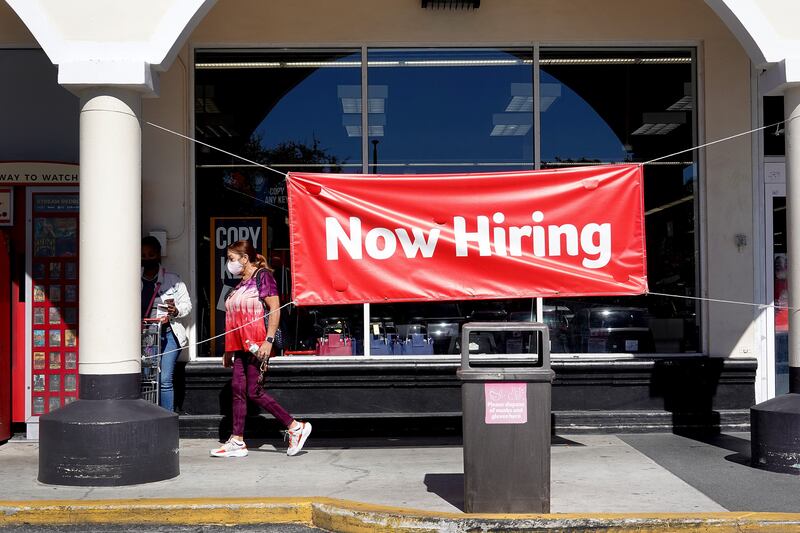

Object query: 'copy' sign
[485,383,527,424]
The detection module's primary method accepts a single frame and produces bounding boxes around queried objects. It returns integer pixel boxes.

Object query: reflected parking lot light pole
[372,139,380,174]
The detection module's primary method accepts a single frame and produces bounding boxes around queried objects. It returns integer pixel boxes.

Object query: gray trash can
[457,322,555,513]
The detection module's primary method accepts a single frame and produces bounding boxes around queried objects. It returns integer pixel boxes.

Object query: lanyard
[143,274,162,320]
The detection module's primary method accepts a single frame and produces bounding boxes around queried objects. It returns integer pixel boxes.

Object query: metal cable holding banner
[90,300,297,365]
[156,299,297,359]
[149,116,798,176]
[646,291,797,311]
[146,121,288,178]
[641,117,797,166]
[142,117,800,347]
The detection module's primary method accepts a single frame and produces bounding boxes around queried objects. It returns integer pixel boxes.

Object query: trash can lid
[457,368,555,382]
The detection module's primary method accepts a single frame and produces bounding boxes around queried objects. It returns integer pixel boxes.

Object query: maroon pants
[231,352,293,435]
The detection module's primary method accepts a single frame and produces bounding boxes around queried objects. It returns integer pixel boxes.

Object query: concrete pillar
[37,88,179,486]
[78,89,142,384]
[750,85,800,475]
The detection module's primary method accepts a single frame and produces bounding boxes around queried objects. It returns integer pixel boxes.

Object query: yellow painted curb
[0,498,313,527]
[1,498,800,532]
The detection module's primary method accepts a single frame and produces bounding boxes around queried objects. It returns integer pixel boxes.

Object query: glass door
[765,183,788,398]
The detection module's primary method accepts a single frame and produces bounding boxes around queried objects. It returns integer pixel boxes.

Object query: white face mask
[227,259,244,276]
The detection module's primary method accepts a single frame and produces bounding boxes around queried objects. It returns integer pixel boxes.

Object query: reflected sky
[540,70,627,163]
[253,54,363,165]
[366,50,534,166]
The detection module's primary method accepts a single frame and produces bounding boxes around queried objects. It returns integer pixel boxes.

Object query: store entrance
[765,182,788,399]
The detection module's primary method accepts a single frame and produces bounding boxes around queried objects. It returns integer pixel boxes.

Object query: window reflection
[366,48,534,173]
[194,50,363,356]
[193,47,701,358]
[774,198,788,393]
[364,49,536,356]
[541,50,699,353]
[370,299,536,356]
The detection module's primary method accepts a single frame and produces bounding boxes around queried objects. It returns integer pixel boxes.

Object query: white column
[78,88,142,377]
[784,85,800,393]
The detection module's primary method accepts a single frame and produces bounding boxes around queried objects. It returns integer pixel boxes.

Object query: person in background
[210,239,311,458]
[141,235,192,412]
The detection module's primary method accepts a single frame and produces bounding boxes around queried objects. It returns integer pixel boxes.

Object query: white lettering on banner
[327,217,363,260]
[364,227,397,260]
[396,227,440,258]
[325,212,612,268]
[326,217,442,261]
[454,216,492,257]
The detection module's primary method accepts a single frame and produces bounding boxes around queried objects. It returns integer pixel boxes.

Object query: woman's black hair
[141,235,162,253]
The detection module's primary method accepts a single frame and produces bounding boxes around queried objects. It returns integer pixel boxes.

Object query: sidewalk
[1,432,799,531]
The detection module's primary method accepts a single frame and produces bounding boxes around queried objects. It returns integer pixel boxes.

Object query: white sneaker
[286,421,312,456]
[210,438,248,458]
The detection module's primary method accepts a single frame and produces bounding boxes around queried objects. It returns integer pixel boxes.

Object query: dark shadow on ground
[678,431,752,466]
[424,473,464,512]
[423,437,579,513]
[620,432,800,512]
[553,435,585,446]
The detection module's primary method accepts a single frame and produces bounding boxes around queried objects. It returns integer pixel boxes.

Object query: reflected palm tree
[243,132,345,172]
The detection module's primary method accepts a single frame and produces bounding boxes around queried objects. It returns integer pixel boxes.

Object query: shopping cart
[141,319,162,405]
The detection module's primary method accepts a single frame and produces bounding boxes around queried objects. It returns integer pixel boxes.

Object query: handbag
[254,268,285,350]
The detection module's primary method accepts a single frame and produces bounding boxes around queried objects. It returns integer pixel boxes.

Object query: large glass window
[540,50,699,353]
[194,47,700,358]
[194,50,363,356]
[365,48,536,354]
[366,48,534,174]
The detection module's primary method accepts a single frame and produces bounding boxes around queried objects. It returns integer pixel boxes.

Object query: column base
[750,393,800,475]
[38,398,179,486]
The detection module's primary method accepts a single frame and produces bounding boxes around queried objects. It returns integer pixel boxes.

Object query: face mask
[141,259,160,270]
[227,260,244,276]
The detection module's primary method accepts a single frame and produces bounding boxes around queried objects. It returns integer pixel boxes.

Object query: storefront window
[366,48,534,174]
[194,47,700,358]
[540,49,699,353]
[194,50,363,356]
[365,48,536,354]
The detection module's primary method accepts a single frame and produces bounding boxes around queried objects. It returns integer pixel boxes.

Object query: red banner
[287,165,647,305]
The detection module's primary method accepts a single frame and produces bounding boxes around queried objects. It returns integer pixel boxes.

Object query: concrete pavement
[0,435,723,513]
[1,432,799,531]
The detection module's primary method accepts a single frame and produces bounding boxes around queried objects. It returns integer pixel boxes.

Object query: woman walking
[210,240,311,458]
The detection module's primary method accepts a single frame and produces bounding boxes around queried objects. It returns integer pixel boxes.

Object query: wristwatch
[266,336,275,344]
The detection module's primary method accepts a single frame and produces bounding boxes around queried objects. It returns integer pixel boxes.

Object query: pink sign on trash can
[484,382,527,424]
